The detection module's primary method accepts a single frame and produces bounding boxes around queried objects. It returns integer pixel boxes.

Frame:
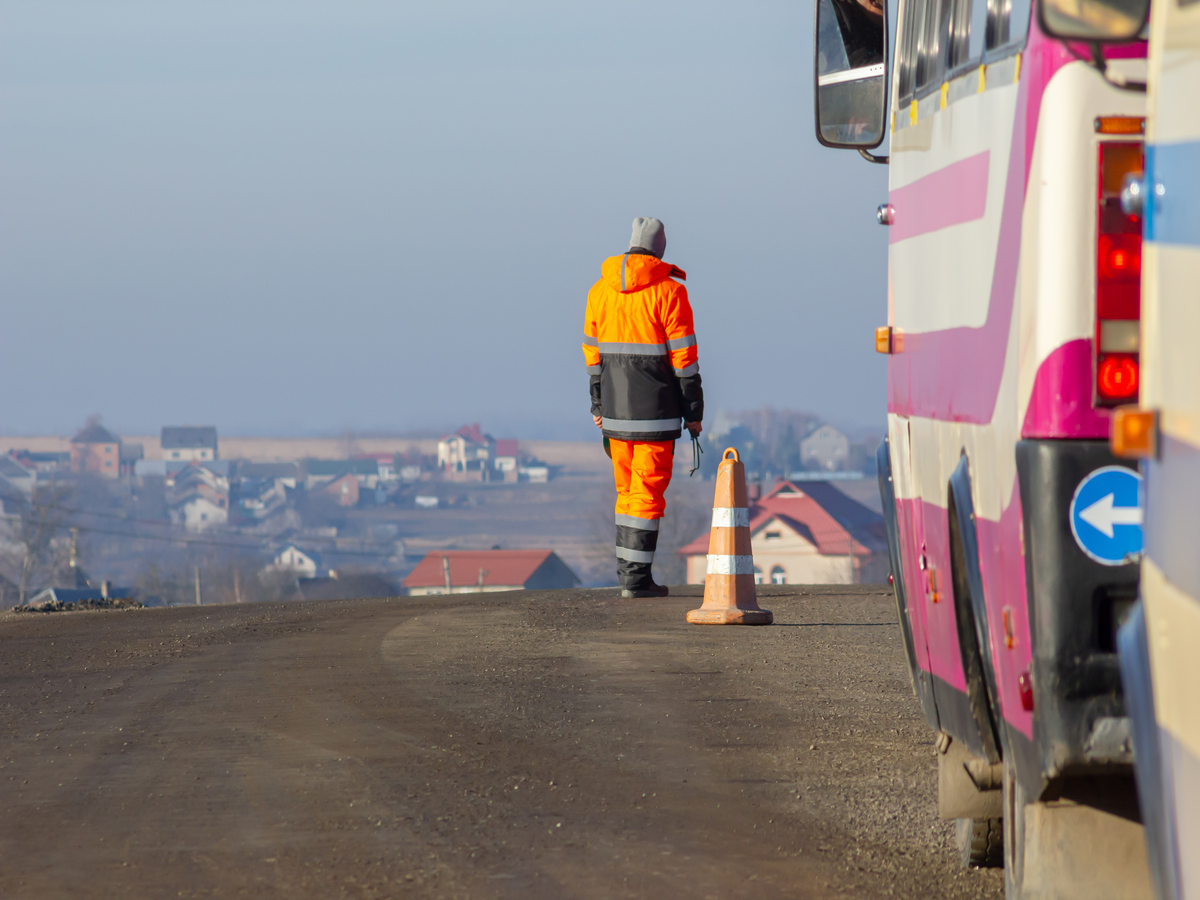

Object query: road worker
[583,217,703,598]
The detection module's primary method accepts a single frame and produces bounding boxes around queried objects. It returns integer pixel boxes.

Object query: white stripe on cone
[706,554,755,575]
[711,507,750,528]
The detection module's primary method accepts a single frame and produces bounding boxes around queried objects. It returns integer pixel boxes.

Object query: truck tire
[1003,755,1028,899]
[956,816,1004,868]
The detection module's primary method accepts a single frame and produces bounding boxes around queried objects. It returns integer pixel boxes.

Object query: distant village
[0,412,884,609]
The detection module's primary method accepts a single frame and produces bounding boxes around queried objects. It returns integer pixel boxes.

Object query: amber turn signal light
[1111,406,1158,459]
[1095,116,1145,135]
[875,326,892,354]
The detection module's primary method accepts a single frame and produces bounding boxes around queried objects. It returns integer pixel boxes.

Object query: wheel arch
[948,452,1005,765]
[877,438,938,727]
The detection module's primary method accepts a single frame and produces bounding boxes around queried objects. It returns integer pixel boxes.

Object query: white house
[304,459,379,491]
[0,456,36,496]
[354,454,397,482]
[493,439,519,482]
[438,423,495,481]
[170,494,228,531]
[166,463,229,531]
[801,424,850,472]
[236,478,289,520]
[273,544,322,578]
[518,464,550,483]
[161,426,219,462]
[680,481,889,585]
[236,462,299,489]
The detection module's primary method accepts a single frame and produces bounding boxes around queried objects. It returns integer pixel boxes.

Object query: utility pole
[68,528,82,587]
[442,555,452,595]
[233,569,242,604]
[194,566,202,606]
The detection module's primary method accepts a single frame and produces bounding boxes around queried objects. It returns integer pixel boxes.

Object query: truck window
[947,0,989,68]
[897,0,924,102]
[988,0,1031,49]
[916,0,951,90]
[898,0,1018,107]
[968,0,988,60]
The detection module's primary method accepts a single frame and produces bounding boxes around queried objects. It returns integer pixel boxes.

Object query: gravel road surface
[0,585,1002,899]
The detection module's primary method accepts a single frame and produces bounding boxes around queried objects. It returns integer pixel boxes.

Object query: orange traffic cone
[687,448,772,626]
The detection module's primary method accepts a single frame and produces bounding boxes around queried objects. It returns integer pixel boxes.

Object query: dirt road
[0,586,1002,899]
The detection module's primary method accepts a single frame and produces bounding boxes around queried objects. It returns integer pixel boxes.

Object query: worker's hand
[593,415,603,429]
[686,421,702,437]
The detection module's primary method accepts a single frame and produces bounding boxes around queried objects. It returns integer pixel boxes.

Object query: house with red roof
[437,425,525,483]
[70,422,122,480]
[402,549,580,596]
[437,423,495,482]
[493,439,520,482]
[678,481,890,586]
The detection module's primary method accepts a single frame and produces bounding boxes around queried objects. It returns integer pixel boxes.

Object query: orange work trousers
[610,439,675,521]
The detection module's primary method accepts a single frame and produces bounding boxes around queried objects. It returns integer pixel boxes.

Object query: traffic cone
[687,448,773,626]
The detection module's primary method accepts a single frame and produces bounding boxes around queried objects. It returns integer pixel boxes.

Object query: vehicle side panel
[1135,0,1200,884]
[887,7,1145,794]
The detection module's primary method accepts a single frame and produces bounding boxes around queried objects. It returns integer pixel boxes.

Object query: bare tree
[1,478,73,604]
[583,479,710,587]
[134,552,297,607]
[338,430,362,459]
[728,407,818,476]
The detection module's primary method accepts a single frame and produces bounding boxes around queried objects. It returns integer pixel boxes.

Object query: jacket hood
[600,253,686,294]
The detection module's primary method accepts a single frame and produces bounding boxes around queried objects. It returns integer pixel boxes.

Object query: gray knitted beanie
[629,217,667,259]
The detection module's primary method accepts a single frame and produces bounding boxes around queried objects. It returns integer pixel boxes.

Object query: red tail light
[1098,233,1141,282]
[1095,136,1144,407]
[1098,354,1139,400]
[1019,671,1034,712]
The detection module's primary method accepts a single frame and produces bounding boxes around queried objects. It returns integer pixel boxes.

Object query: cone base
[686,607,773,626]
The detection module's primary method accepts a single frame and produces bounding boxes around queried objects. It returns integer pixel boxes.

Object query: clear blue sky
[0,0,887,440]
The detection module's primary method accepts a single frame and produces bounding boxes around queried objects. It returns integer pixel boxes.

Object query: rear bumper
[1015,440,1139,782]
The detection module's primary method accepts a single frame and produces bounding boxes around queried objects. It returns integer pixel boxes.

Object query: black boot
[622,582,670,599]
[618,560,669,599]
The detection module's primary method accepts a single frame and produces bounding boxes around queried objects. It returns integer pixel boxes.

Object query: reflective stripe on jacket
[583,251,703,442]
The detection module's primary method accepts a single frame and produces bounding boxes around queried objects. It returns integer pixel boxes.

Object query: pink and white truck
[815,0,1157,893]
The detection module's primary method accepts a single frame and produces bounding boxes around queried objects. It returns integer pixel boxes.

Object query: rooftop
[71,423,121,445]
[679,480,887,558]
[162,426,218,450]
[0,456,34,480]
[403,549,561,590]
[235,461,300,479]
[306,458,379,477]
[446,423,493,444]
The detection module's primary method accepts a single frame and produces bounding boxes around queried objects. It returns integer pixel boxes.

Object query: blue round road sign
[1069,465,1144,566]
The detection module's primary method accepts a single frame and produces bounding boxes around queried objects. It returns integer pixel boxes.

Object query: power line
[3,496,410,555]
[47,520,406,559]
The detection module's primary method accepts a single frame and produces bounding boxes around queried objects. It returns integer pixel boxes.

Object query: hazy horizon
[0,1,888,441]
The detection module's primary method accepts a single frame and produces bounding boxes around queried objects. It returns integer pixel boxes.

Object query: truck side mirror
[1038,0,1148,42]
[814,0,889,151]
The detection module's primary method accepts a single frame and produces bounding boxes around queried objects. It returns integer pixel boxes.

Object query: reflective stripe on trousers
[616,511,659,563]
[610,439,674,574]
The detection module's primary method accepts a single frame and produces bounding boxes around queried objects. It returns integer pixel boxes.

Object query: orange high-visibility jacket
[583,251,703,441]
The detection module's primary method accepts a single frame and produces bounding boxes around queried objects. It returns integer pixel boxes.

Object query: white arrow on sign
[1079,492,1144,538]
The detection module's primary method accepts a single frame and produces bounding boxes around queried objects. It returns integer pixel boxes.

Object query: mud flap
[1019,800,1151,899]
[938,734,1002,820]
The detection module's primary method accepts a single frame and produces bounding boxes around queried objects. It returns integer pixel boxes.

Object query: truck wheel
[956,817,1003,868]
[1003,755,1028,899]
